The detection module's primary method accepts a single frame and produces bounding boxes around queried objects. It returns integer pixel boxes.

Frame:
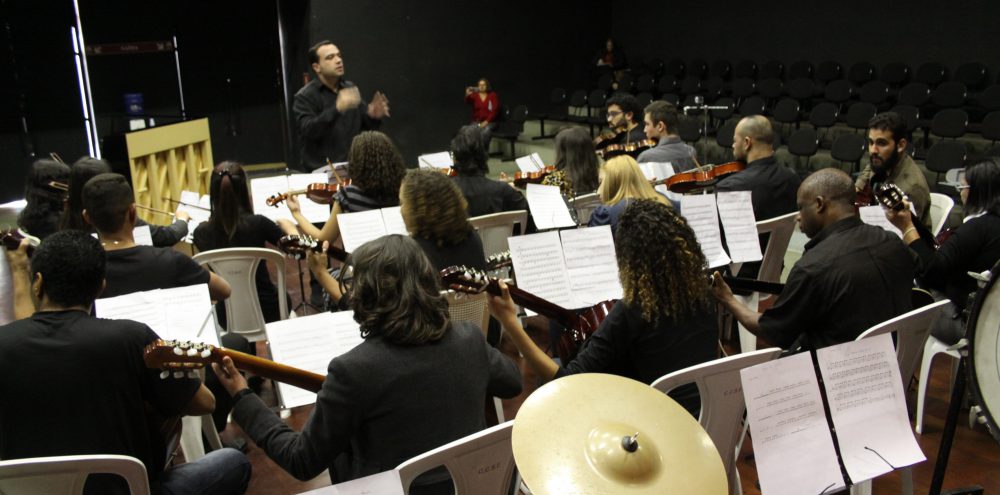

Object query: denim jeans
[157,448,251,495]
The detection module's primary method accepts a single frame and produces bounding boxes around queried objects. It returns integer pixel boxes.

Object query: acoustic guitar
[441,265,614,362]
[277,234,350,262]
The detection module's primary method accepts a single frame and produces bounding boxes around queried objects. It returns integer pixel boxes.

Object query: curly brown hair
[615,199,711,324]
[347,131,406,204]
[346,234,451,345]
[400,169,473,247]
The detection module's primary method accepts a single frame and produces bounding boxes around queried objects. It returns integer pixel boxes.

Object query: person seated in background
[601,92,647,146]
[715,115,800,221]
[213,234,521,492]
[449,124,528,217]
[858,111,931,228]
[0,230,250,495]
[401,169,486,272]
[287,131,406,245]
[463,78,500,144]
[886,158,1000,345]
[637,100,699,172]
[543,127,601,197]
[712,168,914,351]
[488,199,717,415]
[592,37,628,77]
[60,157,192,247]
[17,158,70,241]
[194,161,298,324]
[589,155,670,237]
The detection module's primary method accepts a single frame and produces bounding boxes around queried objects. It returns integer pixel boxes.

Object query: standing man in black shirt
[711,168,914,350]
[294,40,390,171]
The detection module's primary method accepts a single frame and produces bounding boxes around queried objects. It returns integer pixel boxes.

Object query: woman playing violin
[589,155,670,236]
[885,158,1000,345]
[542,127,601,197]
[487,199,717,415]
[287,131,406,244]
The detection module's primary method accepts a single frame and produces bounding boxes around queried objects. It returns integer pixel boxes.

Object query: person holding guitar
[486,199,716,414]
[712,168,915,350]
[857,112,931,229]
[637,100,699,172]
[885,158,1000,346]
[0,230,250,495]
[449,124,528,217]
[213,234,521,490]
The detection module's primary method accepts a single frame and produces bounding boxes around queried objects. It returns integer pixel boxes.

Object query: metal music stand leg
[291,258,321,315]
[927,356,984,495]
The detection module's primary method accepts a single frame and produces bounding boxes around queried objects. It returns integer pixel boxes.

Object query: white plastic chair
[651,347,782,495]
[396,421,516,495]
[442,290,504,422]
[0,454,150,495]
[735,212,799,353]
[469,210,528,259]
[928,192,954,236]
[568,192,602,225]
[850,298,949,495]
[192,247,289,343]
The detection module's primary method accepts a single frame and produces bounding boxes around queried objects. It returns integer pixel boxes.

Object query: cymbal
[512,373,726,495]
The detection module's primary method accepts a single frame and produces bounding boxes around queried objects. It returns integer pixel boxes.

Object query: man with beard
[294,40,391,171]
[598,93,647,148]
[855,112,931,228]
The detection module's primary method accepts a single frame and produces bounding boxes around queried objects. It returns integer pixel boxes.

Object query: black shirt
[909,212,1000,309]
[451,174,528,218]
[413,231,487,272]
[714,155,800,222]
[759,216,915,350]
[0,311,201,494]
[293,79,381,171]
[194,215,286,323]
[102,245,209,298]
[554,300,717,414]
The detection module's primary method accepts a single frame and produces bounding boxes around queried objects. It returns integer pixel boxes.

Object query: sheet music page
[132,225,153,246]
[266,311,364,409]
[95,285,219,346]
[417,151,453,170]
[337,210,388,253]
[249,175,291,221]
[680,194,731,267]
[858,205,903,238]
[0,248,14,326]
[515,152,545,173]
[287,173,334,223]
[380,206,409,235]
[507,231,575,316]
[816,334,926,484]
[95,289,167,337]
[330,470,404,495]
[560,226,622,308]
[638,162,680,202]
[741,352,846,495]
[177,190,212,243]
[716,191,763,263]
[525,183,575,230]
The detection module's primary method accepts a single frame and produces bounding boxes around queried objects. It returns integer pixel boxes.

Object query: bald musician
[715,115,800,222]
[712,168,915,350]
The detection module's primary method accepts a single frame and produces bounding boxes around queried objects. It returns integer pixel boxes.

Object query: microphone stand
[683,95,731,167]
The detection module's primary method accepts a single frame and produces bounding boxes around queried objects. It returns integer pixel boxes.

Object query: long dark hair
[450,124,489,176]
[348,131,406,205]
[60,157,112,232]
[207,161,253,243]
[965,157,1000,217]
[554,127,600,195]
[346,234,451,345]
[18,159,70,240]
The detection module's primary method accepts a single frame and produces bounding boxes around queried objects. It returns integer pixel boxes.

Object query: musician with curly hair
[487,199,717,413]
[214,235,521,490]
[287,130,406,245]
[400,169,487,271]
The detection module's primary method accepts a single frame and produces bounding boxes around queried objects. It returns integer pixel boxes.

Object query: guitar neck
[216,348,325,393]
[722,275,784,295]
[485,280,580,328]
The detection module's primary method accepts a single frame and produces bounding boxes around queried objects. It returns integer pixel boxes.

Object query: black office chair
[679,76,702,97]
[491,105,528,161]
[656,75,678,97]
[645,58,666,77]
[772,98,802,139]
[596,73,615,93]
[816,61,842,84]
[733,60,758,80]
[664,58,686,78]
[809,102,840,148]
[924,140,968,191]
[930,81,968,110]
[565,89,591,128]
[914,62,948,88]
[930,108,969,139]
[677,117,703,144]
[880,62,911,88]
[787,77,816,106]
[758,78,784,108]
[898,82,932,107]
[710,60,732,81]
[688,59,709,79]
[738,96,766,117]
[703,76,725,102]
[635,74,655,94]
[636,92,654,110]
[889,105,921,136]
[860,81,890,108]
[761,61,785,81]
[789,60,814,80]
[787,128,820,170]
[710,97,736,128]
[955,63,989,92]
[848,62,877,86]
[716,120,738,162]
[585,89,608,135]
[831,133,867,174]
[730,78,756,106]
[529,88,568,140]
[981,111,1000,145]
[617,73,635,93]
[846,102,877,132]
[661,94,680,106]
[823,80,855,111]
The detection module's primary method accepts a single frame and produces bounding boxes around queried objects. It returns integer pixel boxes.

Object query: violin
[666,161,745,194]
[593,126,626,150]
[512,166,556,189]
[266,182,349,207]
[596,139,656,160]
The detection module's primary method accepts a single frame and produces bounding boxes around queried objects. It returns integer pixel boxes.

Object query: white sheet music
[95,284,218,346]
[417,151,453,170]
[716,191,763,264]
[858,205,903,238]
[296,470,404,495]
[266,311,364,409]
[638,162,680,202]
[250,175,294,222]
[288,173,335,223]
[380,206,409,235]
[560,226,622,307]
[816,334,925,484]
[177,190,212,243]
[525,183,575,230]
[515,152,545,173]
[338,210,388,253]
[507,231,575,315]
[741,352,846,495]
[133,225,153,246]
[680,194,731,268]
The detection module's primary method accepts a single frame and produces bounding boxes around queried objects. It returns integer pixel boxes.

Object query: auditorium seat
[955,62,989,92]
[738,96,766,117]
[760,60,785,80]
[688,58,709,79]
[831,133,867,174]
[880,62,912,89]
[787,128,820,170]
[771,98,802,139]
[757,78,784,109]
[789,60,814,80]
[664,58,686,78]
[733,60,757,80]
[730,78,756,106]
[527,88,567,140]
[848,61,877,86]
[656,75,678,97]
[679,75,702,98]
[709,59,732,81]
[816,60,843,84]
[860,80,891,109]
[635,74,655,94]
[915,62,949,88]
[808,102,840,148]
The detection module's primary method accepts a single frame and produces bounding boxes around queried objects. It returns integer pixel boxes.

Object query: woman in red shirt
[464,78,499,142]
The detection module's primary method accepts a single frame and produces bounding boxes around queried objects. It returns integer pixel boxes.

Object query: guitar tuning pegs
[173,347,184,356]
[186,370,197,379]
[160,370,170,379]
[200,349,211,358]
[186,348,198,357]
[173,371,184,379]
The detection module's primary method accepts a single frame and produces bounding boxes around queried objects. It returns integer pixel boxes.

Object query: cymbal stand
[683,95,731,166]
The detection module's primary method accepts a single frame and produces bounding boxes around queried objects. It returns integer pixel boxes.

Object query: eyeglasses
[606,111,622,118]
[956,184,970,191]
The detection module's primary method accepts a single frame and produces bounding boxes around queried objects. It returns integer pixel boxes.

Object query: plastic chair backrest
[396,421,515,495]
[192,247,288,342]
[443,290,490,336]
[928,193,955,236]
[570,193,602,225]
[469,210,527,258]
[652,347,782,495]
[756,212,799,285]
[855,299,950,390]
[0,454,150,495]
